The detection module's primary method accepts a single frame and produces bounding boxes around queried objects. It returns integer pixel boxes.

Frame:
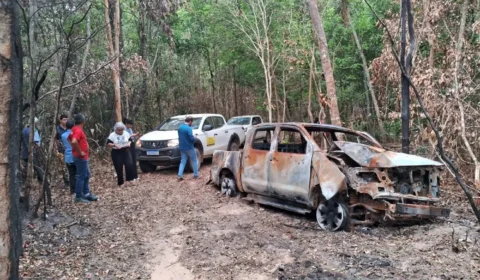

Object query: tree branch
[37,56,118,102]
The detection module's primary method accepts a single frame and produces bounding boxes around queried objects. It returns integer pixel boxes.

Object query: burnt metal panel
[334,141,443,168]
[395,203,450,217]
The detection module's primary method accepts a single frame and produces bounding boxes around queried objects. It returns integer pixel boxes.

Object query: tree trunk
[69,0,91,119]
[342,0,385,137]
[400,0,410,153]
[233,64,238,116]
[104,0,122,122]
[0,0,23,277]
[206,48,217,112]
[308,0,341,127]
[453,0,479,187]
[307,47,315,123]
[25,0,39,211]
[132,0,148,118]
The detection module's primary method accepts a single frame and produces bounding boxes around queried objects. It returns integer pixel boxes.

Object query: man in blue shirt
[177,116,199,180]
[21,117,41,161]
[61,120,76,194]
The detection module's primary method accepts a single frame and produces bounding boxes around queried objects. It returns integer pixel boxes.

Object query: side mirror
[203,124,214,131]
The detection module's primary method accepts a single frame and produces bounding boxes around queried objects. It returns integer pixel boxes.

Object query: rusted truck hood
[333,141,443,168]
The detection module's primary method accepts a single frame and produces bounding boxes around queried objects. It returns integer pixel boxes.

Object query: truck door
[241,126,277,195]
[213,116,229,150]
[268,126,312,205]
[202,117,217,156]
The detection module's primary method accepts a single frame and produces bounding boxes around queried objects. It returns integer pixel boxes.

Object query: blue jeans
[178,149,198,178]
[73,157,91,198]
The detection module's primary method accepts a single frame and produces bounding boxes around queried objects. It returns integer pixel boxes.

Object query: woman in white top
[107,122,135,186]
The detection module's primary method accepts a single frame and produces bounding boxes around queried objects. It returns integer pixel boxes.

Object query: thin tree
[0,0,23,277]
[105,0,122,122]
[307,0,341,127]
[225,0,276,122]
[69,0,92,119]
[340,0,385,137]
[452,0,479,187]
[399,0,415,153]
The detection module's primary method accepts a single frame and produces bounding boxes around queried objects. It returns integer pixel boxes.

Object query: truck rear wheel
[228,141,239,151]
[139,161,156,173]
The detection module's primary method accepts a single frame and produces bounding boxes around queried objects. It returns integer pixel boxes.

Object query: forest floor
[19,158,480,280]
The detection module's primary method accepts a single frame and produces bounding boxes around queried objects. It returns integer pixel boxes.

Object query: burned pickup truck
[209,123,450,231]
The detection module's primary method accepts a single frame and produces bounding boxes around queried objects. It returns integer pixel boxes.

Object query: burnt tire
[316,200,349,232]
[139,161,156,173]
[186,147,202,172]
[228,141,240,151]
[220,175,238,197]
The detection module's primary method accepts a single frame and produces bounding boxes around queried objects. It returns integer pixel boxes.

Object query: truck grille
[142,140,168,149]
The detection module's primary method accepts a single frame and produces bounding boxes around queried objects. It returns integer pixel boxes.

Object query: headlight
[167,139,179,147]
[136,140,142,148]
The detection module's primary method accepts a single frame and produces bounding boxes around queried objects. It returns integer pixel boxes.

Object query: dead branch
[37,56,118,102]
[364,0,480,223]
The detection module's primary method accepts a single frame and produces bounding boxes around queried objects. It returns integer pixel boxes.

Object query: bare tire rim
[316,200,347,232]
[230,142,239,151]
[220,177,236,197]
[196,148,201,169]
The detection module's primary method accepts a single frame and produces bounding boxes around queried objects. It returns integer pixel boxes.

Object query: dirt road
[20,160,479,279]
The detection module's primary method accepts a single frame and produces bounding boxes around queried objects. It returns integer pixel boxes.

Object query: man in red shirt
[68,113,98,203]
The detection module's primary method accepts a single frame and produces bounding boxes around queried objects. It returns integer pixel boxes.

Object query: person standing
[125,119,139,181]
[61,120,76,194]
[68,113,98,203]
[177,116,199,181]
[56,114,69,186]
[107,122,136,186]
[56,114,68,152]
[21,117,41,163]
[21,117,47,184]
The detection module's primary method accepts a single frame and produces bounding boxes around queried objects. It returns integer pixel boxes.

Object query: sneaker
[178,177,184,182]
[84,193,98,201]
[74,197,90,203]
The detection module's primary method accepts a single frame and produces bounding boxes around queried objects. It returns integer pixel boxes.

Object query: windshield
[227,117,251,125]
[157,117,202,131]
[333,131,382,148]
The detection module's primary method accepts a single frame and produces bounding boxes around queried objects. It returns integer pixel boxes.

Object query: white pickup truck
[136,114,246,173]
[227,115,266,140]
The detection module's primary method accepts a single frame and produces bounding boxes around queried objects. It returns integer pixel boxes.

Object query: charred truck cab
[209,123,450,232]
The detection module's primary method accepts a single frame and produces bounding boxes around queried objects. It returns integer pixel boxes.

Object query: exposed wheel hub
[221,177,237,197]
[316,200,348,231]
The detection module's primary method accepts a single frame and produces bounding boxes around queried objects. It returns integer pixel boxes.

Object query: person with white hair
[107,122,136,186]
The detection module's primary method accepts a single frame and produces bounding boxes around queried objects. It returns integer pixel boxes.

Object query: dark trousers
[111,148,135,185]
[66,163,77,194]
[130,141,138,179]
[73,157,91,198]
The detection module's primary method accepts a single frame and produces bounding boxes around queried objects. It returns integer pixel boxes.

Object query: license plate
[146,150,159,156]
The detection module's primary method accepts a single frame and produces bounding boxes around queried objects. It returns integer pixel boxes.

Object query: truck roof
[229,115,261,119]
[170,113,224,119]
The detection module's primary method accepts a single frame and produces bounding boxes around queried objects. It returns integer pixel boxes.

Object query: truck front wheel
[139,161,157,173]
